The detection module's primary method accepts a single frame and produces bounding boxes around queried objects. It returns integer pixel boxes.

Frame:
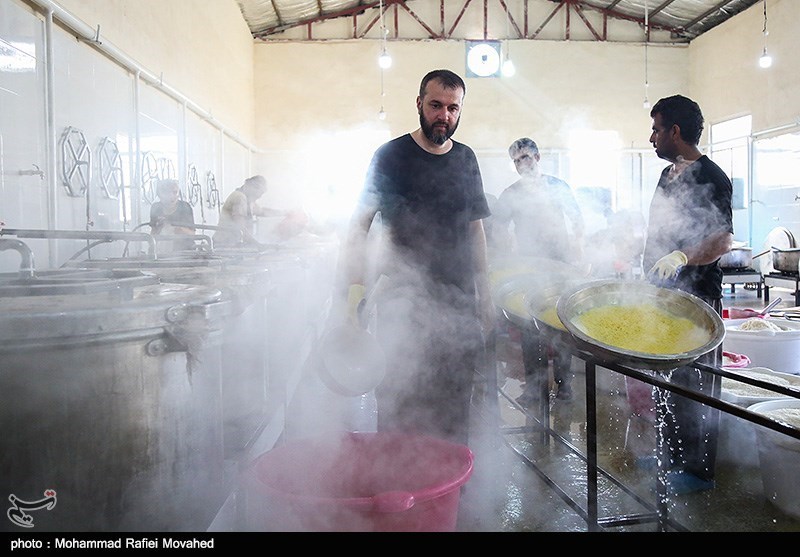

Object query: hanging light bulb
[377,0,391,69]
[501,57,516,77]
[501,16,515,78]
[642,0,650,110]
[376,0,390,118]
[759,47,773,69]
[378,47,392,69]
[759,0,773,68]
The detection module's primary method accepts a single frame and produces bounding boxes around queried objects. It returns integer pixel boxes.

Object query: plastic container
[723,318,800,375]
[721,367,800,406]
[243,431,474,531]
[748,399,800,519]
[718,368,800,467]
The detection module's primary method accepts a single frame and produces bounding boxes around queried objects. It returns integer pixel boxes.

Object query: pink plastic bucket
[243,431,474,531]
[625,376,656,421]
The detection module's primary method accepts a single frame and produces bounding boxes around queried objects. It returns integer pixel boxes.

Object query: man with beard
[643,94,733,493]
[339,69,494,445]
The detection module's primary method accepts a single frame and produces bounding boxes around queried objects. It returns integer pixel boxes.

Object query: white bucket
[748,399,800,519]
[723,318,800,375]
[719,368,800,467]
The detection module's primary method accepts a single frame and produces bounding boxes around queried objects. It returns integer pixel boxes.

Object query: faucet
[0,238,35,279]
[19,164,45,180]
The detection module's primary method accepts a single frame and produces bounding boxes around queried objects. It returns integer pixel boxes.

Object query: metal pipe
[0,228,158,259]
[153,234,213,251]
[133,222,244,246]
[133,71,142,229]
[752,120,800,139]
[44,7,58,267]
[0,239,36,279]
[190,224,244,244]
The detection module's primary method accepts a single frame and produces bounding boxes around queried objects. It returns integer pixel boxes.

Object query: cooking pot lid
[0,269,158,298]
[0,282,227,345]
[65,256,227,270]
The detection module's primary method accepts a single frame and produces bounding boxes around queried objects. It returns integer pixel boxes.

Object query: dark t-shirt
[358,133,489,444]
[493,174,583,261]
[149,201,195,234]
[643,155,733,300]
[361,133,489,297]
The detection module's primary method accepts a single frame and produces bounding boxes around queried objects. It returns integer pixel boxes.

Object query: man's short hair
[244,175,267,192]
[650,95,704,145]
[419,69,466,98]
[508,137,539,157]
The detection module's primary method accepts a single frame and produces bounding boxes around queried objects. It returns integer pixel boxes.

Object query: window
[710,115,751,211]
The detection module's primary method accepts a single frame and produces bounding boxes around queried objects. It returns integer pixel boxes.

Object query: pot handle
[752,249,770,259]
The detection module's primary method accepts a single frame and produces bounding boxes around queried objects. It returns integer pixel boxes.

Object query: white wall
[57,0,256,136]
[0,0,257,270]
[252,39,687,216]
[689,0,799,134]
[2,0,799,272]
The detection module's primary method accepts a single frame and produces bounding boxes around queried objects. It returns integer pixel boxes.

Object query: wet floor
[211,282,800,533]
[458,283,800,532]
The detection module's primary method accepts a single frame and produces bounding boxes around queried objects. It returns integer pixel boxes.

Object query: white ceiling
[235,0,762,42]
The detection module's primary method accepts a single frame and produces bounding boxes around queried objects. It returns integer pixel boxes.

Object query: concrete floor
[458,282,800,532]
[214,281,800,533]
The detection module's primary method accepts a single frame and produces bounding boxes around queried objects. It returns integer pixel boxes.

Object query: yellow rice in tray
[536,305,566,331]
[574,303,707,355]
[501,291,529,318]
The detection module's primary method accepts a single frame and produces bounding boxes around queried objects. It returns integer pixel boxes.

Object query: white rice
[763,408,800,428]
[737,318,789,332]
[722,372,792,398]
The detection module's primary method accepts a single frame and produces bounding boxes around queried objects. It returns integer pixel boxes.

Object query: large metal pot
[719,247,753,269]
[67,256,274,459]
[0,276,231,531]
[772,247,800,273]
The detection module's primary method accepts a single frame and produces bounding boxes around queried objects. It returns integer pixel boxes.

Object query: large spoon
[727,297,782,319]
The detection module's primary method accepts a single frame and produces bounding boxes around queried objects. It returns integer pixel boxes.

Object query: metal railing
[477,323,800,532]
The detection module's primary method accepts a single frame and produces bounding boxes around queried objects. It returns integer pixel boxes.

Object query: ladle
[727,297,782,320]
[317,275,389,397]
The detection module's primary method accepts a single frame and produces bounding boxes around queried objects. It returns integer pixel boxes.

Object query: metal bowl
[489,256,590,328]
[492,273,551,329]
[556,279,725,370]
[526,279,584,335]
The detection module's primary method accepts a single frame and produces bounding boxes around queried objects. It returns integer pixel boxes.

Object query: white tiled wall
[0,0,252,273]
[1,1,47,225]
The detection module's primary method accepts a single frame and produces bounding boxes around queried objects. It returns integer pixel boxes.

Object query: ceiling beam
[251,0,711,42]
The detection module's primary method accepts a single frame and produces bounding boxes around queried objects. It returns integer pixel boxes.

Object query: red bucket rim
[246,431,474,511]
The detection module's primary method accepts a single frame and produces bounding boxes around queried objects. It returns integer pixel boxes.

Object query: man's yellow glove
[347,284,366,327]
[648,250,688,281]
